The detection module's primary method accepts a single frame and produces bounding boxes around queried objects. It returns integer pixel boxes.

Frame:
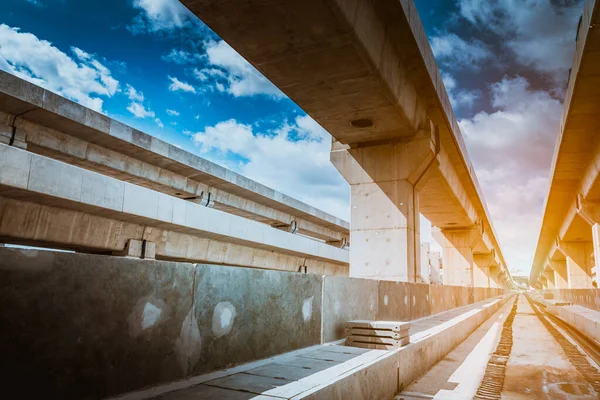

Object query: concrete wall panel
[322,276,378,342]
[0,248,195,399]
[378,281,411,322]
[411,283,431,319]
[544,289,600,311]
[190,264,322,376]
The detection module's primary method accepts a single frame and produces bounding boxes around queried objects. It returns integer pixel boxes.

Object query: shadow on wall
[0,248,505,399]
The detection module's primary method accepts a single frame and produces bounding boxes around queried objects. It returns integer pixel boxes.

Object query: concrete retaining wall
[541,289,600,311]
[323,278,505,342]
[0,248,505,399]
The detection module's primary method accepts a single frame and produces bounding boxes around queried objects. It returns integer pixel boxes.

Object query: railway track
[527,294,600,394]
[472,295,519,400]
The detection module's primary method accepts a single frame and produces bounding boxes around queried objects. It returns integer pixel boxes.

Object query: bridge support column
[331,128,437,281]
[558,241,594,288]
[473,253,494,288]
[419,243,432,284]
[488,265,501,288]
[543,268,556,289]
[433,227,482,287]
[549,260,568,289]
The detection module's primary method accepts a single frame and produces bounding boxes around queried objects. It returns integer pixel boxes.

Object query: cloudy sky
[1,0,584,275]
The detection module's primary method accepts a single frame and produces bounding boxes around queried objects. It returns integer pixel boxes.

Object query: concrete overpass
[530,0,600,290]
[181,0,511,288]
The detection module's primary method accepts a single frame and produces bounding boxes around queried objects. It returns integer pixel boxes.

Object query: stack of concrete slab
[345,320,410,350]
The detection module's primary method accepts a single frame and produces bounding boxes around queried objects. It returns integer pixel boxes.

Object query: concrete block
[322,276,378,343]
[378,280,411,322]
[190,265,323,376]
[157,193,176,223]
[123,183,159,220]
[81,169,124,211]
[109,119,133,143]
[28,153,82,202]
[0,248,195,399]
[0,143,31,189]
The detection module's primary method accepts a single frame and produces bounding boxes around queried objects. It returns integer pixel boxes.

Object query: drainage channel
[527,294,600,394]
[472,295,519,400]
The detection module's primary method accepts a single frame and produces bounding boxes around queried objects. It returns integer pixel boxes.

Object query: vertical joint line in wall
[8,109,34,146]
[8,126,16,146]
[320,272,325,344]
[141,239,147,259]
[188,266,198,374]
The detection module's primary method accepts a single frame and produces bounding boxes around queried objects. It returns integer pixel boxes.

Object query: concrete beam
[0,143,348,270]
[557,240,594,288]
[530,0,600,284]
[433,226,483,287]
[548,260,569,289]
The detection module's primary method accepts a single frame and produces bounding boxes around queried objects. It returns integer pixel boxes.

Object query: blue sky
[0,0,584,274]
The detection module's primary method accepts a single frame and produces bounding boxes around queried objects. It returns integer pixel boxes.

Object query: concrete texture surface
[321,276,504,342]
[0,248,195,399]
[190,263,323,376]
[321,276,378,343]
[543,288,600,312]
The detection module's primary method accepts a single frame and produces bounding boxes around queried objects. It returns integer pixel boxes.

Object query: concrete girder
[473,252,496,288]
[548,259,569,289]
[0,111,348,246]
[530,0,600,284]
[0,143,348,269]
[557,240,594,288]
[432,226,494,287]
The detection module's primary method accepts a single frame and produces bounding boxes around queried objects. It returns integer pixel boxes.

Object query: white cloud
[459,76,562,274]
[161,49,199,64]
[129,0,195,33]
[166,109,180,116]
[441,72,480,109]
[125,84,144,102]
[431,33,493,70]
[168,76,196,93]
[190,116,349,219]
[201,40,284,99]
[155,118,164,128]
[458,0,582,83]
[127,102,155,119]
[0,24,119,112]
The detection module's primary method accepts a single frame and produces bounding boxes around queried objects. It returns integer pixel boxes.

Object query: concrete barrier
[297,296,512,399]
[323,279,505,342]
[0,247,506,399]
[541,289,600,312]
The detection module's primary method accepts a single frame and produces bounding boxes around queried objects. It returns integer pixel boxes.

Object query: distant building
[421,243,443,285]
